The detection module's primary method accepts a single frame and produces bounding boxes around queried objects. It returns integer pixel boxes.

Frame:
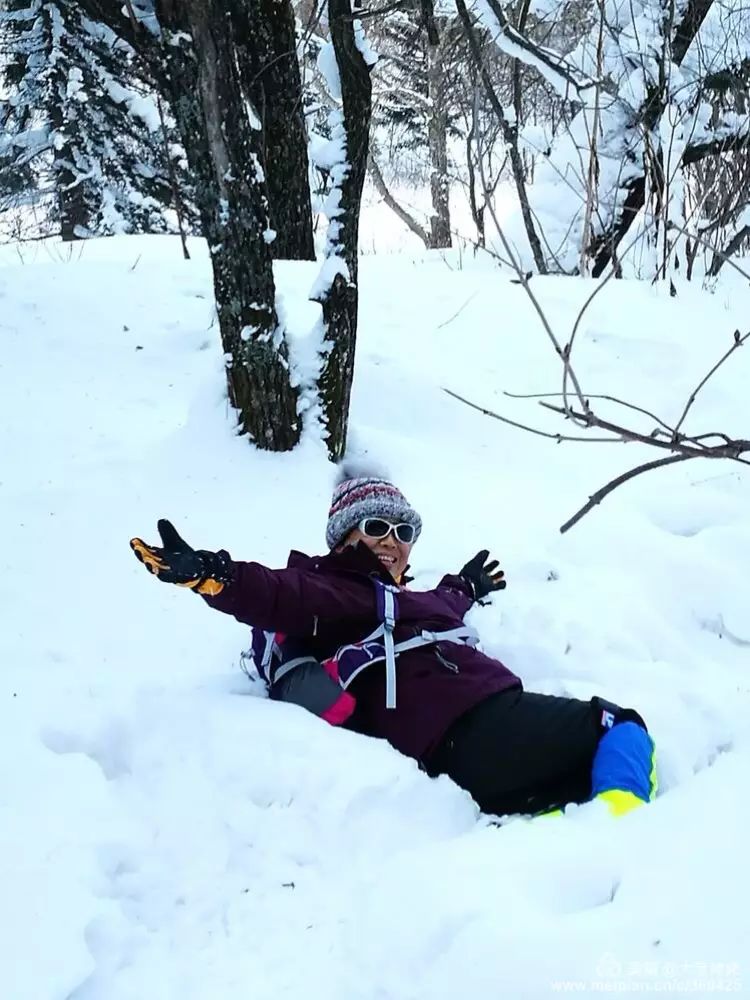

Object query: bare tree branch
[707,226,750,277]
[368,152,431,247]
[683,129,750,166]
[703,58,750,94]
[666,218,750,283]
[559,454,699,533]
[538,401,709,455]
[351,0,409,18]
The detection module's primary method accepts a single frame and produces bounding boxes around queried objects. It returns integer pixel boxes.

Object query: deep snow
[2,233,749,999]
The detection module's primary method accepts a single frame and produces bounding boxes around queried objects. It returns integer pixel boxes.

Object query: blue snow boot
[591,720,657,816]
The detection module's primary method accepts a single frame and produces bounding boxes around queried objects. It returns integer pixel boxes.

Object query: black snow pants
[424,687,644,817]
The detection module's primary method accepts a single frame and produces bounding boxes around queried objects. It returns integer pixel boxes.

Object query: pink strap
[321,656,341,682]
[320,690,356,726]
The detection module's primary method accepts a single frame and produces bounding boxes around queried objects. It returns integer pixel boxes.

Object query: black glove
[459,550,506,602]
[130,519,234,596]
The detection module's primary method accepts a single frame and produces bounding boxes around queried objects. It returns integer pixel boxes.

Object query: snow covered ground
[2,231,750,999]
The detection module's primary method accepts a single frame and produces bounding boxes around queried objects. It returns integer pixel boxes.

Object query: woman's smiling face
[341,523,412,581]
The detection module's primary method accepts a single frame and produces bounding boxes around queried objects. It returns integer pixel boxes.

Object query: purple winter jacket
[203,542,521,762]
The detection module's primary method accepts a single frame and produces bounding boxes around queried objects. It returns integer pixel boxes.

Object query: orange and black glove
[130,519,234,597]
[459,550,506,602]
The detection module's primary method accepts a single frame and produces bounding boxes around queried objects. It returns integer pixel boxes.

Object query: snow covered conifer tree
[0,0,190,240]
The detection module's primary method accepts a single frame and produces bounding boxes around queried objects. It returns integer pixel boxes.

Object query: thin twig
[559,454,699,533]
[688,431,734,445]
[578,0,605,277]
[455,0,549,274]
[673,329,750,438]
[475,148,590,411]
[156,93,191,261]
[443,388,624,443]
[562,213,662,414]
[437,291,481,329]
[504,390,674,433]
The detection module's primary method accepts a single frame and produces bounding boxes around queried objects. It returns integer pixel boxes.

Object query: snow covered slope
[2,235,749,1000]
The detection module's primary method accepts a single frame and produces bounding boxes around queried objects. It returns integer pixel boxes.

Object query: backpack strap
[375,581,399,709]
[337,625,479,690]
[252,629,301,685]
[393,626,479,655]
[260,631,276,678]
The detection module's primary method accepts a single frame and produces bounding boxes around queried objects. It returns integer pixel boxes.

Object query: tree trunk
[156,0,300,450]
[314,0,373,460]
[466,127,485,247]
[43,4,91,241]
[57,156,90,241]
[230,0,315,260]
[156,93,192,259]
[426,21,451,248]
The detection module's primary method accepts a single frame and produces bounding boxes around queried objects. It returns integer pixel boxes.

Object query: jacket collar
[287,542,405,584]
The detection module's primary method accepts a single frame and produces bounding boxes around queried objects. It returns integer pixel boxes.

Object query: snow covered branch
[683,129,750,165]
[75,0,161,67]
[470,0,605,103]
[585,0,720,276]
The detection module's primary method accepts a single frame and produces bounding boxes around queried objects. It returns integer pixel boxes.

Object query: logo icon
[596,953,623,979]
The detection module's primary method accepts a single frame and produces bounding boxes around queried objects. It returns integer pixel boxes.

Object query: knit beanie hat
[326,476,423,550]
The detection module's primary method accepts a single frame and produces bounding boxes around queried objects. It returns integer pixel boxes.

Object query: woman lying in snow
[130,474,656,818]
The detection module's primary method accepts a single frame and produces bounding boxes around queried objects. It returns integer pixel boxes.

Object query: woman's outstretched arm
[130,519,376,635]
[202,559,376,633]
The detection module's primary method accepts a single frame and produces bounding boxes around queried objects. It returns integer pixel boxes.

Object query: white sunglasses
[358,517,416,544]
